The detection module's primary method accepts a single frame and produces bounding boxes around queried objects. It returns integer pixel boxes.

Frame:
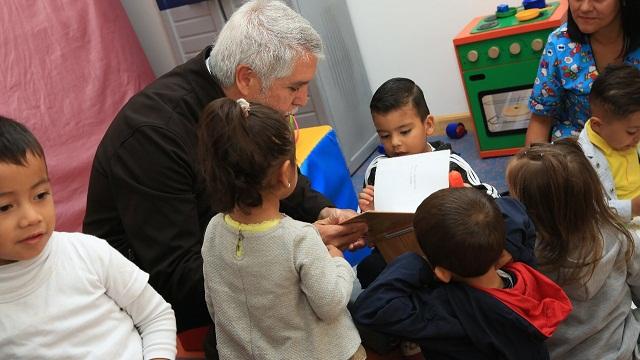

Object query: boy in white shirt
[0,116,177,359]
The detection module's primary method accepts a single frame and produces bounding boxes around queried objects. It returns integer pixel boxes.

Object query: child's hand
[327,244,344,258]
[358,185,375,212]
[632,196,640,217]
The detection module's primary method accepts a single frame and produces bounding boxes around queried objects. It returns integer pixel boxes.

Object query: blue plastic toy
[446,122,468,139]
[522,0,546,9]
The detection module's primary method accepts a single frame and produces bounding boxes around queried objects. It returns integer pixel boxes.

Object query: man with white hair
[84,1,366,357]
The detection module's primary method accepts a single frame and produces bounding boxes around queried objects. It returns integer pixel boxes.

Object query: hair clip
[288,114,300,143]
[522,149,544,160]
[236,98,250,117]
[521,142,548,160]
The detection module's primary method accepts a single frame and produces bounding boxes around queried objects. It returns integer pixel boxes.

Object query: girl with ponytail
[198,98,364,360]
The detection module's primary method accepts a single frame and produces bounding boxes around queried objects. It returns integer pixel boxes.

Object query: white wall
[346,0,522,116]
[120,0,180,76]
[120,0,525,115]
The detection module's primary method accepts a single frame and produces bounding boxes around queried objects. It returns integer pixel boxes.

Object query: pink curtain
[1,1,155,231]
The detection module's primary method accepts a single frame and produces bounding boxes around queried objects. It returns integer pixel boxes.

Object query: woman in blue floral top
[526,0,640,144]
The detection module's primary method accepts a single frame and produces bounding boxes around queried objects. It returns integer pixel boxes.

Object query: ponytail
[197,98,295,213]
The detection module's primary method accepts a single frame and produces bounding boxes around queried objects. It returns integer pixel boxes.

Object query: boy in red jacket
[352,188,571,359]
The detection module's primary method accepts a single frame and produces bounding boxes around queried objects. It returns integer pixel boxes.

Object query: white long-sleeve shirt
[0,232,176,359]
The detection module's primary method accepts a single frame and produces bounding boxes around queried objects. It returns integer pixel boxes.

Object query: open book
[341,211,421,262]
[343,150,450,262]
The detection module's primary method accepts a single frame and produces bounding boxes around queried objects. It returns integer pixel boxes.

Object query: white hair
[209,0,323,90]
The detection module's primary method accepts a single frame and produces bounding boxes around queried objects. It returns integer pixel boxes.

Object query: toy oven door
[463,59,539,153]
[479,85,532,136]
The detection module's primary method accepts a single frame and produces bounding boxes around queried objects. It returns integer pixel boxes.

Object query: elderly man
[83,0,366,355]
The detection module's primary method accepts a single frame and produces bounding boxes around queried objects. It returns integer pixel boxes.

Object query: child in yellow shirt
[577,64,640,221]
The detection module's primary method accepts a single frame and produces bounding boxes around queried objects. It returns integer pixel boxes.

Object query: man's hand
[315,208,367,251]
[358,185,375,212]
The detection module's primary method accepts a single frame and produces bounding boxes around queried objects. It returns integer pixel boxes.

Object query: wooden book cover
[341,211,424,262]
[346,150,449,262]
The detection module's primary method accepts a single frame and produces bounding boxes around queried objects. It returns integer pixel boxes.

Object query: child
[507,139,640,359]
[0,116,176,359]
[198,98,364,360]
[357,78,498,289]
[351,187,571,360]
[577,64,640,222]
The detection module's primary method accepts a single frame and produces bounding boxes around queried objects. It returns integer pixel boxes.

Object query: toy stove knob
[531,38,544,51]
[509,42,521,55]
[488,46,500,59]
[496,3,510,13]
[467,50,479,62]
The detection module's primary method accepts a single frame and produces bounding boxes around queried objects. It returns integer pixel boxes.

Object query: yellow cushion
[295,125,332,166]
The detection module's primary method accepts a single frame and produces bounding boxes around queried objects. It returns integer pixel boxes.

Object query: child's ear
[590,116,604,132]
[234,64,261,98]
[433,266,452,283]
[277,160,295,189]
[495,250,513,269]
[424,114,436,137]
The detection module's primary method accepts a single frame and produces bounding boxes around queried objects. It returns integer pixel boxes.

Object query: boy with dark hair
[357,77,498,289]
[352,188,572,360]
[360,78,497,197]
[577,64,640,221]
[369,77,431,122]
[0,116,176,359]
[415,187,504,282]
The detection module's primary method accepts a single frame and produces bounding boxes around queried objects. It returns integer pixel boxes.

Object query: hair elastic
[289,114,300,143]
[236,98,250,117]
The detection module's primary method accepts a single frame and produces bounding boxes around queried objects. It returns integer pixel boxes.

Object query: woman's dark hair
[197,98,295,214]
[0,115,45,166]
[507,139,634,286]
[370,78,430,120]
[567,0,640,57]
[413,187,505,278]
[590,64,640,119]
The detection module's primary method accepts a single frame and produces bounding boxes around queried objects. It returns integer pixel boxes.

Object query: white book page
[374,150,450,212]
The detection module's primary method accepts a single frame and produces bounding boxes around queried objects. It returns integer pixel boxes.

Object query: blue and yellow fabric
[296,126,357,210]
[295,125,371,265]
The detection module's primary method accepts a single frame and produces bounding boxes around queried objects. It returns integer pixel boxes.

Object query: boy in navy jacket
[352,188,571,360]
